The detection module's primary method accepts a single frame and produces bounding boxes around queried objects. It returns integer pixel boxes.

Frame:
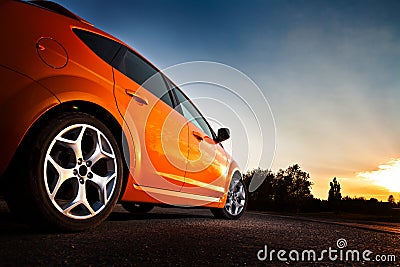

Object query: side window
[173,88,215,138]
[73,29,121,63]
[115,49,174,108]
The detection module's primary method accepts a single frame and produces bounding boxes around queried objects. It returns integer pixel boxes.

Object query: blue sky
[54,0,400,200]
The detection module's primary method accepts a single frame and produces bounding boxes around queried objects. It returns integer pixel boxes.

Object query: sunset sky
[54,0,400,201]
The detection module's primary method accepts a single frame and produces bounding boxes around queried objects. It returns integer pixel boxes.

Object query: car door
[172,88,229,198]
[112,47,189,192]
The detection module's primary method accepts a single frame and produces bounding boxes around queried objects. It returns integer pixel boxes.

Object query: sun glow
[357,159,400,192]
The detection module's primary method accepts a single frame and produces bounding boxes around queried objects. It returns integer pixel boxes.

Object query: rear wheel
[121,202,154,214]
[211,174,247,220]
[5,112,123,231]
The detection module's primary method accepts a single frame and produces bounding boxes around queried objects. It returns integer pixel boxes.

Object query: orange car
[0,0,247,231]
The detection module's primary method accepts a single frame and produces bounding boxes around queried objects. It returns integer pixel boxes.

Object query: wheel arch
[7,100,131,200]
[218,160,243,208]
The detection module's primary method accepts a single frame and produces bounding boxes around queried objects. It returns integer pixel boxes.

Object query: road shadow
[107,210,213,222]
[0,205,37,236]
[0,201,213,235]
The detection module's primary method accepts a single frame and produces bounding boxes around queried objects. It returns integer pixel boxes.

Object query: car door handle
[192,131,204,141]
[125,89,148,105]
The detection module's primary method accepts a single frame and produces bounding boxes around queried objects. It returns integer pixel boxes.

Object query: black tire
[4,112,123,231]
[211,174,247,220]
[121,202,154,214]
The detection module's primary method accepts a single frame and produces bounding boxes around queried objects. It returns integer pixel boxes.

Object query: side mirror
[215,128,230,143]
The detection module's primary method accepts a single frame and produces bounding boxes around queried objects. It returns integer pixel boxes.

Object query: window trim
[110,45,215,140]
[171,86,217,140]
[72,28,122,64]
[111,46,177,109]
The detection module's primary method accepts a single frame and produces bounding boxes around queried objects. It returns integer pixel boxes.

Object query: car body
[0,0,247,230]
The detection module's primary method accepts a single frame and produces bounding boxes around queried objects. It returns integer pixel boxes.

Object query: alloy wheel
[43,124,118,219]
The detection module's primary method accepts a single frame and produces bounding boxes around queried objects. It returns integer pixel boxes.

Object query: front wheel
[211,174,247,220]
[5,112,124,231]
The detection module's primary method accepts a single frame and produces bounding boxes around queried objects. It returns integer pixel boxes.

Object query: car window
[115,49,174,108]
[73,29,121,63]
[173,88,215,138]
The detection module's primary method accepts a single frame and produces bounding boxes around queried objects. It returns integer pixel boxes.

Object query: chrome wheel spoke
[230,179,240,191]
[225,199,232,209]
[87,146,106,165]
[63,200,81,215]
[91,173,116,203]
[232,202,238,215]
[91,173,106,190]
[46,155,75,199]
[55,126,86,160]
[63,183,95,216]
[97,131,115,159]
[83,202,96,216]
[236,200,244,208]
[225,178,246,216]
[237,187,246,200]
[87,131,115,165]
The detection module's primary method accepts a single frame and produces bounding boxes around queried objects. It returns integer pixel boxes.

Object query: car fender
[36,74,137,185]
[0,65,60,176]
[218,158,242,208]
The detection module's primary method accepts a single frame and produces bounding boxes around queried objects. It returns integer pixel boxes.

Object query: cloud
[357,159,400,192]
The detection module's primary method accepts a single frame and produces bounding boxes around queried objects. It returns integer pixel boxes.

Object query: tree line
[244,165,400,216]
[243,164,313,212]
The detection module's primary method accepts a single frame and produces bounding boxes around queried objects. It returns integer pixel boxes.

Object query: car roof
[22,0,184,102]
[26,0,92,25]
[23,0,166,77]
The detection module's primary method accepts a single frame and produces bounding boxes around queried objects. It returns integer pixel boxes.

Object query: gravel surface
[0,200,399,266]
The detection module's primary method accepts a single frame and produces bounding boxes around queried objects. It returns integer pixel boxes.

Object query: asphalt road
[0,200,399,266]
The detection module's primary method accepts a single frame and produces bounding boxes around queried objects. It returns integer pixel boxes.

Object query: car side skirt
[122,184,224,209]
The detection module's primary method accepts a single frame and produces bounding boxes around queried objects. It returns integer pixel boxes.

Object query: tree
[243,168,275,210]
[272,168,291,210]
[273,164,313,212]
[328,177,342,212]
[244,164,313,212]
[368,198,378,203]
[328,177,342,202]
[388,195,395,206]
[287,164,313,207]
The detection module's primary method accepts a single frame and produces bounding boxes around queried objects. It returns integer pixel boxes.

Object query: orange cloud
[357,159,400,193]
